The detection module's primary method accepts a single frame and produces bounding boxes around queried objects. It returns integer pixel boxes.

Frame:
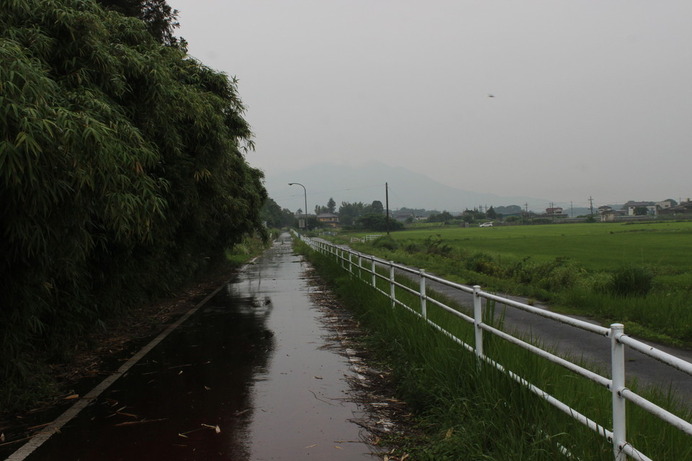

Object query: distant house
[316,213,340,228]
[392,211,423,222]
[600,209,625,222]
[660,199,692,215]
[656,200,675,210]
[544,207,567,218]
[624,201,657,216]
[599,205,624,221]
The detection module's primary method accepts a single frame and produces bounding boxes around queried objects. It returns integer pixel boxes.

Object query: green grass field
[387,221,692,271]
[339,221,692,345]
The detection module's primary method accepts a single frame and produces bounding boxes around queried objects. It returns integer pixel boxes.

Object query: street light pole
[288,182,308,230]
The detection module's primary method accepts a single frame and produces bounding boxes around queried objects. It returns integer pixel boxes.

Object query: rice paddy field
[390,221,692,270]
[342,221,692,345]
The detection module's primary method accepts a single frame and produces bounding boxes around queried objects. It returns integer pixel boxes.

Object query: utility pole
[385,182,390,235]
[589,196,594,219]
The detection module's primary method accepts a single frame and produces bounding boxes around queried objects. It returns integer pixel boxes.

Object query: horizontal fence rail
[296,233,692,461]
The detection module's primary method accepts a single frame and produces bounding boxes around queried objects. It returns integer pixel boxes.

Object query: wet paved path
[8,235,375,461]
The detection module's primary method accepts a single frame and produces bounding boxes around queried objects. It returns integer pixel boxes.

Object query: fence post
[610,323,627,461]
[473,285,483,360]
[420,269,427,319]
[358,254,362,279]
[348,252,353,274]
[389,262,396,308]
[371,258,376,287]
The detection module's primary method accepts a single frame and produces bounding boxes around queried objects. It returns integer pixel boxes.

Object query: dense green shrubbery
[422,234,453,256]
[606,265,654,297]
[464,252,503,276]
[505,256,587,292]
[355,213,404,232]
[372,235,399,250]
[1,0,266,400]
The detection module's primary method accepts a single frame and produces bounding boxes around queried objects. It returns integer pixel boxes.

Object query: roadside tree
[356,214,402,232]
[327,197,336,213]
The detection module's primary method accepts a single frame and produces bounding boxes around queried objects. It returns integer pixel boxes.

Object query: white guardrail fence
[296,233,692,461]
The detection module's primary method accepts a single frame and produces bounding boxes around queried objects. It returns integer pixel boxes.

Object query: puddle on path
[20,239,378,460]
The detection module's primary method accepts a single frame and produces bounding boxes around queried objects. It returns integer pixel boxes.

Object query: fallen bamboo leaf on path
[26,422,51,431]
[0,435,32,448]
[168,364,193,370]
[308,389,335,405]
[113,418,167,427]
[200,423,221,433]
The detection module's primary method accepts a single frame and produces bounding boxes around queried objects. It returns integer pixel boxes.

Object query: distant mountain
[263,161,553,214]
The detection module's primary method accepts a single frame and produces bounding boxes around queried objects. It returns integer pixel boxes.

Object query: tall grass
[225,232,275,266]
[301,243,691,460]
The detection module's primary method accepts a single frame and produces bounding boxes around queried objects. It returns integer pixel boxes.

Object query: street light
[288,182,308,230]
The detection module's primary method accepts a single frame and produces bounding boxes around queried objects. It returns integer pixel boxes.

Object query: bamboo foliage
[0,0,266,391]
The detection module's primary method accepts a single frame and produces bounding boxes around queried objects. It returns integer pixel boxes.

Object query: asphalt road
[421,274,692,401]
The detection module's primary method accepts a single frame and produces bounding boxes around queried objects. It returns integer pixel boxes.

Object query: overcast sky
[169,0,692,208]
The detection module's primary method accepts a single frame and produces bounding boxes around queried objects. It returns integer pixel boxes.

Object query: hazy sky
[169,0,692,208]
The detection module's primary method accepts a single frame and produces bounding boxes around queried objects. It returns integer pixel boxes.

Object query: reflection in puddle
[28,270,277,460]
